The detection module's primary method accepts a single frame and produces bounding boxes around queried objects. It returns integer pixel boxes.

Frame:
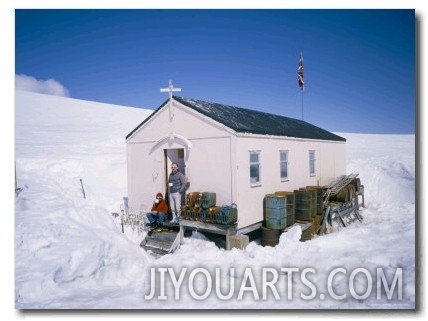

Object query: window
[280,150,289,181]
[309,150,316,176]
[249,151,261,186]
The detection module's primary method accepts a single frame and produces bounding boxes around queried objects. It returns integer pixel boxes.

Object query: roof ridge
[127,96,345,142]
[173,95,301,122]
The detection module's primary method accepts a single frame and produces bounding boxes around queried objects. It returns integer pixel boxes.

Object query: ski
[146,222,180,236]
[147,225,163,237]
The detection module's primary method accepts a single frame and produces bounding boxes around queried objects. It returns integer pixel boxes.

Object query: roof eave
[125,98,169,140]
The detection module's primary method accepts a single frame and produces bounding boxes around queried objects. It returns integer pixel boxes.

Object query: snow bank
[14,91,415,309]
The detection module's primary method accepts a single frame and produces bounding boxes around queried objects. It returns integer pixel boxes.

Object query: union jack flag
[298,52,304,90]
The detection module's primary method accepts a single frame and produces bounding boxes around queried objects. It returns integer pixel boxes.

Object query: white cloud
[15,74,70,97]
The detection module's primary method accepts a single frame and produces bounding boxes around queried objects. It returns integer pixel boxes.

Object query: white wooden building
[126,91,346,232]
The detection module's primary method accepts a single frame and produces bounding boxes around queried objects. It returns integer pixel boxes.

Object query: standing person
[168,162,186,223]
[146,192,168,227]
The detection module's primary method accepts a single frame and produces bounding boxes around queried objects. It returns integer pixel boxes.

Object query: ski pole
[80,178,86,199]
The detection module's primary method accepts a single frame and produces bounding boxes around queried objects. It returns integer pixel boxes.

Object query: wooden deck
[179,220,237,250]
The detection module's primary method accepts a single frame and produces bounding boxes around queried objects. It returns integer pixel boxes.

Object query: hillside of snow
[14,90,415,309]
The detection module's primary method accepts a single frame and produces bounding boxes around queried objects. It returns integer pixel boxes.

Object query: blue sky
[15,9,415,134]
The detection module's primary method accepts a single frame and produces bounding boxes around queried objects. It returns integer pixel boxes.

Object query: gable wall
[126,101,236,214]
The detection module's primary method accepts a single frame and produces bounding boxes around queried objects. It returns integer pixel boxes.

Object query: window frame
[249,151,261,187]
[309,149,316,176]
[280,150,289,182]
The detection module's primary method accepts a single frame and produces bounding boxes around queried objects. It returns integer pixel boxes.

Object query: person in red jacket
[146,192,168,227]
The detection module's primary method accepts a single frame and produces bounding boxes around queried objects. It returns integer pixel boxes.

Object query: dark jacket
[168,171,186,193]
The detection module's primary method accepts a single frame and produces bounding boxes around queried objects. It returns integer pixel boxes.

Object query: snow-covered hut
[125,95,346,232]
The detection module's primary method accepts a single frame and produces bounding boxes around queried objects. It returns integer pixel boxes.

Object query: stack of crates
[203,206,220,223]
[217,204,238,225]
[181,192,238,225]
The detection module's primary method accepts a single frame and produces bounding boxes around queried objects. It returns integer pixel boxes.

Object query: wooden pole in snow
[80,178,86,199]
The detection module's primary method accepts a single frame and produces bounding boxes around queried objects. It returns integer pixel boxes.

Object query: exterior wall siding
[127,100,346,230]
[234,135,345,229]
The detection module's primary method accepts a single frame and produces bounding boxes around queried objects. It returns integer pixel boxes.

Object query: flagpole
[298,50,304,120]
[301,49,304,121]
[302,88,304,121]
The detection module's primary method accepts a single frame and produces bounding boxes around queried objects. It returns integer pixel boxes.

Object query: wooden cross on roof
[160,80,182,121]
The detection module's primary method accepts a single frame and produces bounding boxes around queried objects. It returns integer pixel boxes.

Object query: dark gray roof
[126,96,345,142]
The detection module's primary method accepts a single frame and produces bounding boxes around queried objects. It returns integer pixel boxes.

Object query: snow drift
[14,90,415,309]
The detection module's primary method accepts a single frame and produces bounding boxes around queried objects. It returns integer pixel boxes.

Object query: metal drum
[275,191,295,226]
[264,194,287,229]
[306,186,324,214]
[294,189,313,221]
[261,226,280,247]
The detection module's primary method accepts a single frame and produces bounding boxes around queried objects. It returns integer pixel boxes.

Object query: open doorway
[164,148,186,217]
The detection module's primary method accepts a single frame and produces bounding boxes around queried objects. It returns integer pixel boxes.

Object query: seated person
[146,192,168,227]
